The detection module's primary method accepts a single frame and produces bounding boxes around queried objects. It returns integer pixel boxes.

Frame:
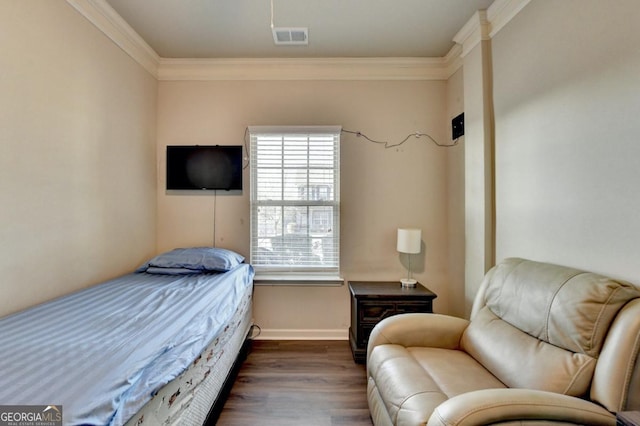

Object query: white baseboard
[254,328,349,340]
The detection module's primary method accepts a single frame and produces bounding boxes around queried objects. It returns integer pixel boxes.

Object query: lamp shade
[397,228,421,254]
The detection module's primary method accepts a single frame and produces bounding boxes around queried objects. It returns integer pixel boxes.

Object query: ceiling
[105,0,494,59]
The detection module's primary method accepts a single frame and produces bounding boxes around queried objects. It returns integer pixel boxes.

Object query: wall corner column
[454,11,495,316]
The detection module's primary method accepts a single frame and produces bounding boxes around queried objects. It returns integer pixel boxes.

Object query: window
[249,126,340,277]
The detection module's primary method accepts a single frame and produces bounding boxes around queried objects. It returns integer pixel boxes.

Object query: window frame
[248,125,341,281]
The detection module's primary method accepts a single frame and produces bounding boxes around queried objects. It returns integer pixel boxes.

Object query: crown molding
[157,57,454,81]
[65,0,159,78]
[443,44,464,78]
[451,0,531,58]
[452,10,491,58]
[487,0,532,38]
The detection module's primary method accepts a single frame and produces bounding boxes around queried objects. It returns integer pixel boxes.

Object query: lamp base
[400,278,417,288]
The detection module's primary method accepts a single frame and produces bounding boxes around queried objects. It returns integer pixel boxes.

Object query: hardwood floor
[216,340,373,426]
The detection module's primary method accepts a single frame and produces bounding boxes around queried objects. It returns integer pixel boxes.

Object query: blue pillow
[137,247,244,273]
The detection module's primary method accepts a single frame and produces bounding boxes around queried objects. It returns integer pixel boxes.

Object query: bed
[0,247,254,426]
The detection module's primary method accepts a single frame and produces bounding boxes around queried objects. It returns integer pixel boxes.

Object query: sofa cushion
[462,257,640,396]
[368,344,505,425]
[482,258,639,357]
[462,307,596,395]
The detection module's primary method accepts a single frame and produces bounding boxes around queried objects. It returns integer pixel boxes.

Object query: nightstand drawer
[357,302,432,345]
[396,301,433,314]
[360,302,396,323]
[359,301,432,324]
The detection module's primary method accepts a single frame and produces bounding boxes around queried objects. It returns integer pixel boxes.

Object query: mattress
[0,263,254,426]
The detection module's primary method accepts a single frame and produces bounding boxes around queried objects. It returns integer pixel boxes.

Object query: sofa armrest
[367,313,469,360]
[427,388,616,426]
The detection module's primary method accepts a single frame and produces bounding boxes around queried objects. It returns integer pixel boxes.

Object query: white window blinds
[249,126,341,274]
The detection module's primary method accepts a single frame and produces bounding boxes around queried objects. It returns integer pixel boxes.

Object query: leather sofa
[367,258,640,425]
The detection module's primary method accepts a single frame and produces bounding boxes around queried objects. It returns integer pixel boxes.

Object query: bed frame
[204,335,253,424]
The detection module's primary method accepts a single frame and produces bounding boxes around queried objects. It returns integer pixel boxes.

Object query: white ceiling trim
[158,57,454,81]
[68,0,531,81]
[65,0,159,77]
[453,10,491,58]
[453,0,531,57]
[443,44,464,78]
[487,0,532,38]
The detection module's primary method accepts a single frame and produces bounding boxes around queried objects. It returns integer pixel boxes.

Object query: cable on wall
[243,127,250,170]
[249,324,262,340]
[212,190,217,247]
[241,126,459,169]
[341,129,460,148]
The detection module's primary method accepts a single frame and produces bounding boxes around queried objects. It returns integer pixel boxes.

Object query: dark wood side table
[348,281,437,363]
[618,412,640,426]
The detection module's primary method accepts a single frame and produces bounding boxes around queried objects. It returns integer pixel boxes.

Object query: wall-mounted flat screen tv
[166,145,243,191]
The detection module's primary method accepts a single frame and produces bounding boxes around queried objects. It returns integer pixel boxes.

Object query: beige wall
[157,79,457,337]
[492,0,640,282]
[0,1,158,317]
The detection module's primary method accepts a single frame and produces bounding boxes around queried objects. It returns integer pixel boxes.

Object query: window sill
[254,274,344,286]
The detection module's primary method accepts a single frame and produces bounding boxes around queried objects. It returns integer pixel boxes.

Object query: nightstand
[348,281,437,363]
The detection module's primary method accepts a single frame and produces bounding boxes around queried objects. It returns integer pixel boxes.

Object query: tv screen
[166,145,243,190]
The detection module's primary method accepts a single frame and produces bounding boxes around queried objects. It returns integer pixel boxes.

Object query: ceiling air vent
[272,27,308,45]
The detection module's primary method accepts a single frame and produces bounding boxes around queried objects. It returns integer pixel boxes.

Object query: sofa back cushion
[462,258,639,396]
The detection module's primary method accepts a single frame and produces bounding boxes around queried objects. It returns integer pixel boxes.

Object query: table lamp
[397,228,421,288]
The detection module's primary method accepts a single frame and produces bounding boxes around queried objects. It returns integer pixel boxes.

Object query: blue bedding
[0,263,254,426]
